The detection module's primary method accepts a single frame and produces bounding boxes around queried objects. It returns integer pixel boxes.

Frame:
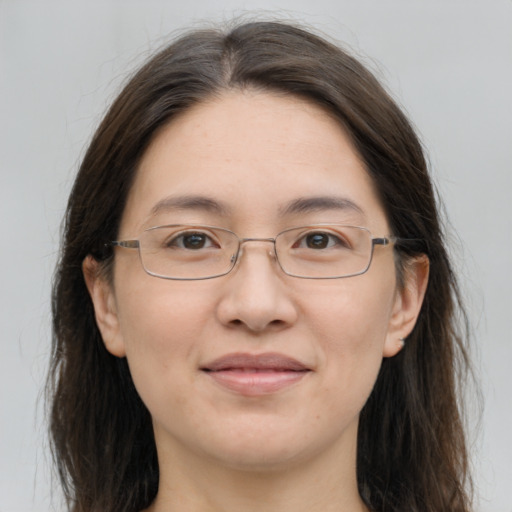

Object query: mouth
[200,352,311,396]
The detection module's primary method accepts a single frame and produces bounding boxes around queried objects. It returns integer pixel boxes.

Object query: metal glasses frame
[110,224,399,280]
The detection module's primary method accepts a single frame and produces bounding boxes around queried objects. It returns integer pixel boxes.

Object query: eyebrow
[149,195,231,217]
[148,194,365,220]
[279,196,365,217]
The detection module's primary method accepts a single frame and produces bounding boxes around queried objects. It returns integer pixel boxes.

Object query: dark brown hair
[49,20,473,512]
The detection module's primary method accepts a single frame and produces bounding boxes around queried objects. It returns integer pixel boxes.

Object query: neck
[144,421,368,512]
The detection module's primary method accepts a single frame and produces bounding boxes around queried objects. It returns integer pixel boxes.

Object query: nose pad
[230,242,277,273]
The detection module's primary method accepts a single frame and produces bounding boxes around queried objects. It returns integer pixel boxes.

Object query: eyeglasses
[110,224,398,280]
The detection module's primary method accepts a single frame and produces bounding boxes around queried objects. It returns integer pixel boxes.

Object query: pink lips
[201,352,311,396]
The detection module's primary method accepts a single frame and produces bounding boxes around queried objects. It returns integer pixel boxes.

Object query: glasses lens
[276,225,373,278]
[138,225,238,279]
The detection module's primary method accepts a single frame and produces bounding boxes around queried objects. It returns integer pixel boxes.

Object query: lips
[201,352,311,396]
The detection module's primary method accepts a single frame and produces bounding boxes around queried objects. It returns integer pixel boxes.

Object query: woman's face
[87,91,425,472]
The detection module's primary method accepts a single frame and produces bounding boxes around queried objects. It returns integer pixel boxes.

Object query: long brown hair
[49,20,473,511]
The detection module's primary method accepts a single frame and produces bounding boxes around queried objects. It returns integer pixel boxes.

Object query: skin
[84,91,428,512]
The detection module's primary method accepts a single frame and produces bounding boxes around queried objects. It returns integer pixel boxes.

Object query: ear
[83,255,126,357]
[383,254,429,358]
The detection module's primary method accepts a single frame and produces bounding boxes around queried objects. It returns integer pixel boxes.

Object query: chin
[195,415,356,474]
[209,443,311,473]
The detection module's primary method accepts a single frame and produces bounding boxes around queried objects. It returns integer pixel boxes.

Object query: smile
[201,352,311,396]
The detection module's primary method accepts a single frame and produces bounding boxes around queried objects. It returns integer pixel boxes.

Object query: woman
[49,20,473,512]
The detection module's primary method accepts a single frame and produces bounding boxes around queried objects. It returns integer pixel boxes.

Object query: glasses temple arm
[110,240,140,249]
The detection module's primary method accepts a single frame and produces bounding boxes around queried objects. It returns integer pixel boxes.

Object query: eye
[294,231,350,250]
[166,231,218,250]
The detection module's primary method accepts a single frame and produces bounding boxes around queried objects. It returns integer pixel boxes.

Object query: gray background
[1,1,511,510]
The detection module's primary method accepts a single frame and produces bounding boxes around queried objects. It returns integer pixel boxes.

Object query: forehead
[120,91,387,234]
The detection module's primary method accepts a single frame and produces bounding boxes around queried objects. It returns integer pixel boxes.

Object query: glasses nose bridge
[239,236,276,245]
[238,236,277,251]
[234,236,278,265]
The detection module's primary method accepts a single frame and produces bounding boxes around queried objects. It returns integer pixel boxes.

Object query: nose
[215,240,299,333]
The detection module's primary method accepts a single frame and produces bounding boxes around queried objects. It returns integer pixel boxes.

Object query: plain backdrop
[1,1,511,511]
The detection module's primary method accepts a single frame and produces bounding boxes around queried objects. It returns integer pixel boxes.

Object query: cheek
[114,277,217,398]
[303,276,396,404]
[304,273,395,348]
[116,271,215,346]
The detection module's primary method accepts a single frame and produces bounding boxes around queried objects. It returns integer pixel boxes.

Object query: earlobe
[383,255,429,358]
[82,255,126,358]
